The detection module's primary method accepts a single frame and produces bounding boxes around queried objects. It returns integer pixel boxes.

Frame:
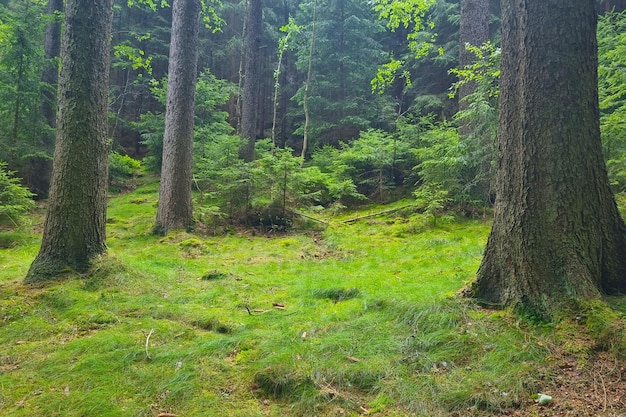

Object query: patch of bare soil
[512,351,626,417]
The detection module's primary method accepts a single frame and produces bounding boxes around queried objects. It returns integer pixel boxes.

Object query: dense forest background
[1,0,626,229]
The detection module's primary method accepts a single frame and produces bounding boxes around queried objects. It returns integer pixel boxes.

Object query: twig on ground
[144,328,155,360]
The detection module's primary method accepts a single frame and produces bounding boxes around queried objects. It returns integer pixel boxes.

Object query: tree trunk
[25,0,113,283]
[31,0,63,199]
[470,0,626,318]
[301,0,317,163]
[458,0,489,135]
[41,0,63,128]
[239,0,263,161]
[154,0,200,234]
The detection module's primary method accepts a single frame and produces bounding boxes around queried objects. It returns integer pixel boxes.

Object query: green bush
[310,129,416,204]
[194,138,364,230]
[0,162,34,225]
[108,152,141,190]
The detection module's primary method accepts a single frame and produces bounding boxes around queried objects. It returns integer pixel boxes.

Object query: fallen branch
[287,209,331,225]
[342,204,419,224]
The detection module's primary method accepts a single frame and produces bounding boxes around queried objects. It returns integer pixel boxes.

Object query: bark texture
[26,0,113,283]
[471,0,626,317]
[239,0,263,161]
[154,0,200,233]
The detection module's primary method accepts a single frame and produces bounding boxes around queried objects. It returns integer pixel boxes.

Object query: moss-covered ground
[1,183,625,416]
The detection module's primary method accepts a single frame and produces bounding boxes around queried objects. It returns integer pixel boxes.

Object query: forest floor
[515,350,626,417]
[1,182,626,417]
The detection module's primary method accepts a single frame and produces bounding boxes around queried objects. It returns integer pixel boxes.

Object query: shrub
[108,152,141,190]
[326,129,416,203]
[0,162,34,225]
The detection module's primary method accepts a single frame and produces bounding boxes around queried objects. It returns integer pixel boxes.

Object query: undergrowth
[1,182,625,416]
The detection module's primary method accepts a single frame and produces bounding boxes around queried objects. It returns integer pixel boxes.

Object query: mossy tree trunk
[25,0,113,283]
[471,0,626,318]
[154,0,200,234]
[239,0,263,161]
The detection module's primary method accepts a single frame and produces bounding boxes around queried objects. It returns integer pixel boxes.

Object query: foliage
[193,134,251,223]
[413,182,452,227]
[194,138,364,229]
[0,162,34,225]
[312,129,416,203]
[598,11,626,190]
[135,70,235,174]
[408,40,500,211]
[290,0,396,147]
[449,41,500,101]
[372,0,436,57]
[0,1,50,176]
[371,0,458,121]
[372,0,435,33]
[108,152,142,191]
[409,120,462,189]
[127,0,224,30]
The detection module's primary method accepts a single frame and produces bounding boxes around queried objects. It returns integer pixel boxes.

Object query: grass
[1,182,623,416]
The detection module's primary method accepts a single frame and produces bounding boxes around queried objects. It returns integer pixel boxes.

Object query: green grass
[1,183,617,416]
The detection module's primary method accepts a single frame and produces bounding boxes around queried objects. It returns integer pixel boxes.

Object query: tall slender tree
[154,0,201,233]
[239,0,263,161]
[300,0,316,161]
[34,0,63,197]
[458,0,489,134]
[26,0,114,283]
[470,0,626,317]
[41,0,63,128]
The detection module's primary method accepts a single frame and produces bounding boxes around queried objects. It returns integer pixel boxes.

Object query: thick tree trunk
[458,0,489,132]
[154,0,200,234]
[239,0,263,161]
[26,0,113,283]
[41,0,63,128]
[471,0,626,318]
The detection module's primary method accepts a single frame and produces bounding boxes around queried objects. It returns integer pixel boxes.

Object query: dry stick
[598,371,608,412]
[145,328,155,360]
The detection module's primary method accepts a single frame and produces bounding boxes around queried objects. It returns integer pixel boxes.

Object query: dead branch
[286,209,331,225]
[342,204,419,224]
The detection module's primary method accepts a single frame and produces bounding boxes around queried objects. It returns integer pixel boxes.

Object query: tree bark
[470,0,626,318]
[154,0,200,234]
[239,0,263,161]
[26,0,113,283]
